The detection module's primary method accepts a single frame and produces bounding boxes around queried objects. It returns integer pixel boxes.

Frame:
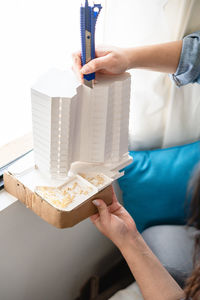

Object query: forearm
[124,40,183,74]
[120,232,184,300]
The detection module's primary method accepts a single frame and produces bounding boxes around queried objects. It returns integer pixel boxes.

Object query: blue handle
[80,1,102,82]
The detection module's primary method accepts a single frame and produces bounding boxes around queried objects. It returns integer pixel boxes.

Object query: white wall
[0,183,122,300]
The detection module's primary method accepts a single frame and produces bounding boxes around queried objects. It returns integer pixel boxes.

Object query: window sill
[0,133,33,210]
[0,133,33,168]
[0,189,17,211]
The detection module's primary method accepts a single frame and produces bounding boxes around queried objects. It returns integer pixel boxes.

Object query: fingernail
[92,200,100,206]
[81,66,89,74]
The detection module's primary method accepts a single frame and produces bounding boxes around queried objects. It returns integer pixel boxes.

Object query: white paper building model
[31,68,132,179]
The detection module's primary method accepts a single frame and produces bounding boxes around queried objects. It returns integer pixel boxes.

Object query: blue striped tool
[80,0,102,88]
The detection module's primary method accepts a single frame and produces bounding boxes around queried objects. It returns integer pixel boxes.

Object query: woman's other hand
[72,46,130,82]
[90,187,138,250]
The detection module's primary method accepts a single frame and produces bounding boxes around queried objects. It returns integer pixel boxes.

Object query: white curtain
[104,0,200,150]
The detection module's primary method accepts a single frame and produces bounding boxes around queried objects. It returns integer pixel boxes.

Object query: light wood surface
[0,133,33,168]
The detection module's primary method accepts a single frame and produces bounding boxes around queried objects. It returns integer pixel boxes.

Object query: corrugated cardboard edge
[3,171,113,228]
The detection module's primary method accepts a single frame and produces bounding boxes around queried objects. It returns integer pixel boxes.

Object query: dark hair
[184,163,200,300]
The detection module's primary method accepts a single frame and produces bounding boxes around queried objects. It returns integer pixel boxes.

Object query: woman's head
[185,163,200,300]
[188,163,200,230]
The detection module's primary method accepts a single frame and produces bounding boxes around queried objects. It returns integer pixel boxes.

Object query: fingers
[80,54,111,74]
[111,186,118,204]
[91,199,110,230]
[90,212,99,223]
[93,199,110,221]
[108,186,122,214]
[72,51,82,68]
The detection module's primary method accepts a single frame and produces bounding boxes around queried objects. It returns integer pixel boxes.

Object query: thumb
[80,55,110,74]
[92,199,110,226]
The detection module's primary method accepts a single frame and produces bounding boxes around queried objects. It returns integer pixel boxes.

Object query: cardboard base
[3,172,113,228]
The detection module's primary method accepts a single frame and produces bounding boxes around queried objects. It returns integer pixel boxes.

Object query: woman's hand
[91,188,184,300]
[90,187,138,250]
[72,46,130,82]
[72,41,183,81]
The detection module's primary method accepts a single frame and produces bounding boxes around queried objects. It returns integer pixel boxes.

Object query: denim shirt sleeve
[171,31,200,86]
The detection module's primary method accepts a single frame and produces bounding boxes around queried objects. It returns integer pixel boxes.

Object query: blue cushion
[118,141,200,232]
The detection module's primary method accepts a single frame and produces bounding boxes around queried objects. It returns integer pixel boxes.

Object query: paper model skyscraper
[3,68,133,228]
[31,69,132,179]
[3,0,133,228]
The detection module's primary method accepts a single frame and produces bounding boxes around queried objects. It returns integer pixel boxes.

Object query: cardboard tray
[3,171,113,228]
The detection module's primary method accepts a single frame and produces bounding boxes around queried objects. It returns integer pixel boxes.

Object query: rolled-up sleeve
[171,31,200,86]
